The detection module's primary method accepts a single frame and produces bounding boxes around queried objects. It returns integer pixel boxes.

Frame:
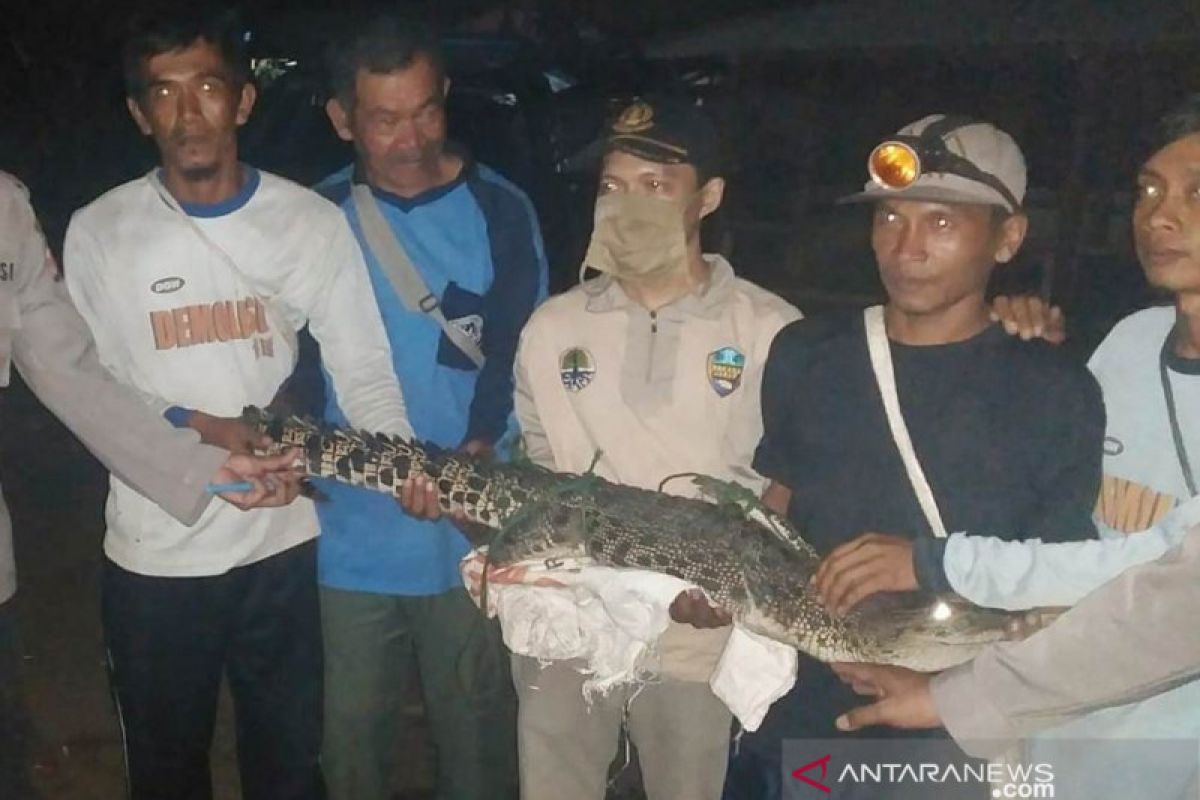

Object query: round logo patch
[559,348,596,392]
[707,346,746,397]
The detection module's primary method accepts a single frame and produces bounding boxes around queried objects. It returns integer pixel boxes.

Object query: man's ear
[698,177,726,219]
[994,212,1029,264]
[235,82,257,127]
[126,96,153,136]
[325,96,354,143]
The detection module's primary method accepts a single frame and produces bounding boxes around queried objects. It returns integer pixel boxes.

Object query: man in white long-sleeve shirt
[831,525,1200,771]
[0,168,303,800]
[62,9,412,800]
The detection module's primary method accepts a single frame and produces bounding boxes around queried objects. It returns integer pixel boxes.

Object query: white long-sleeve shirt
[0,172,232,602]
[65,168,412,576]
[933,526,1200,763]
[933,306,1200,797]
[941,495,1200,609]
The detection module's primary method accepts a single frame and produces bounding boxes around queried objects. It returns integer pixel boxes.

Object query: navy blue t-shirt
[755,313,1103,553]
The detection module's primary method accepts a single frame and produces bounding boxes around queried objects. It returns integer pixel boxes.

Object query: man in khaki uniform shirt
[0,171,299,797]
[510,99,800,800]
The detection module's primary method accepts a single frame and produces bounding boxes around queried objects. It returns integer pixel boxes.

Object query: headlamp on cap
[866,115,1021,212]
[868,141,922,190]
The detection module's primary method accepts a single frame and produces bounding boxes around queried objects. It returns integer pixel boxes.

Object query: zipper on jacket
[646,310,658,381]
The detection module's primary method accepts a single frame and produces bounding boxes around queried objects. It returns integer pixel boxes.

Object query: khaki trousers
[512,654,732,800]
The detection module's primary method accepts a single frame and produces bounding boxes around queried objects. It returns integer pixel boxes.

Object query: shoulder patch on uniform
[559,348,595,392]
[707,346,745,397]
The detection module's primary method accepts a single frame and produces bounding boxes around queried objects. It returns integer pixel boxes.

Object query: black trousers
[724,657,982,800]
[0,598,40,799]
[103,540,324,800]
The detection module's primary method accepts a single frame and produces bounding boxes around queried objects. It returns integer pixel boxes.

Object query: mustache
[169,126,212,145]
[388,152,432,165]
[387,143,442,166]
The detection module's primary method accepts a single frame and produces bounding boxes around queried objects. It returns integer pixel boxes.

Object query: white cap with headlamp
[842,114,1028,214]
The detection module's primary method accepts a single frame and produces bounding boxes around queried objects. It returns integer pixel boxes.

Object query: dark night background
[5,0,1196,334]
[1,1,1199,797]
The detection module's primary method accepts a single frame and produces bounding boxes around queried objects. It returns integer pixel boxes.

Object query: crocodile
[245,406,1024,672]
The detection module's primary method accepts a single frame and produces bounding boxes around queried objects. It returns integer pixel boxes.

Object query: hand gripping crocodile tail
[244,406,1038,672]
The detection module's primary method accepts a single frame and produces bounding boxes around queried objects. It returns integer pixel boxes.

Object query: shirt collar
[583,254,736,320]
[168,165,261,218]
[351,143,474,212]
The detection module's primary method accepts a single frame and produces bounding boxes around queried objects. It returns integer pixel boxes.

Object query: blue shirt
[312,158,547,595]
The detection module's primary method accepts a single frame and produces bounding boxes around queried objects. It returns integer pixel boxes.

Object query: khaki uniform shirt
[0,173,226,602]
[514,255,801,680]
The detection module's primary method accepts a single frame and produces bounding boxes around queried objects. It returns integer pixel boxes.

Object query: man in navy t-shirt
[726,116,1104,799]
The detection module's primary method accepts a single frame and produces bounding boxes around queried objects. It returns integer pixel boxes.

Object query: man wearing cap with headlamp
[731,115,1104,798]
[505,97,801,800]
[805,95,1200,800]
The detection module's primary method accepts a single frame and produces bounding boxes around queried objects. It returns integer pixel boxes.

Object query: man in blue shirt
[311,14,547,800]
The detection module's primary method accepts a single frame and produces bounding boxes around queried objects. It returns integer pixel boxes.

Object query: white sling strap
[863,305,948,538]
[350,184,486,369]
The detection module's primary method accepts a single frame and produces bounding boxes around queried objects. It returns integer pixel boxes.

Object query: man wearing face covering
[507,97,802,800]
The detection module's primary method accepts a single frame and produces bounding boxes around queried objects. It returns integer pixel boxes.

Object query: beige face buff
[581,192,689,283]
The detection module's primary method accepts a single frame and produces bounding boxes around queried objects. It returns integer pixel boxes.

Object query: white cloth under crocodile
[461,550,797,730]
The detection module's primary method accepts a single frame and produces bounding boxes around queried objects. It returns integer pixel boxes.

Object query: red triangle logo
[791,754,832,793]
